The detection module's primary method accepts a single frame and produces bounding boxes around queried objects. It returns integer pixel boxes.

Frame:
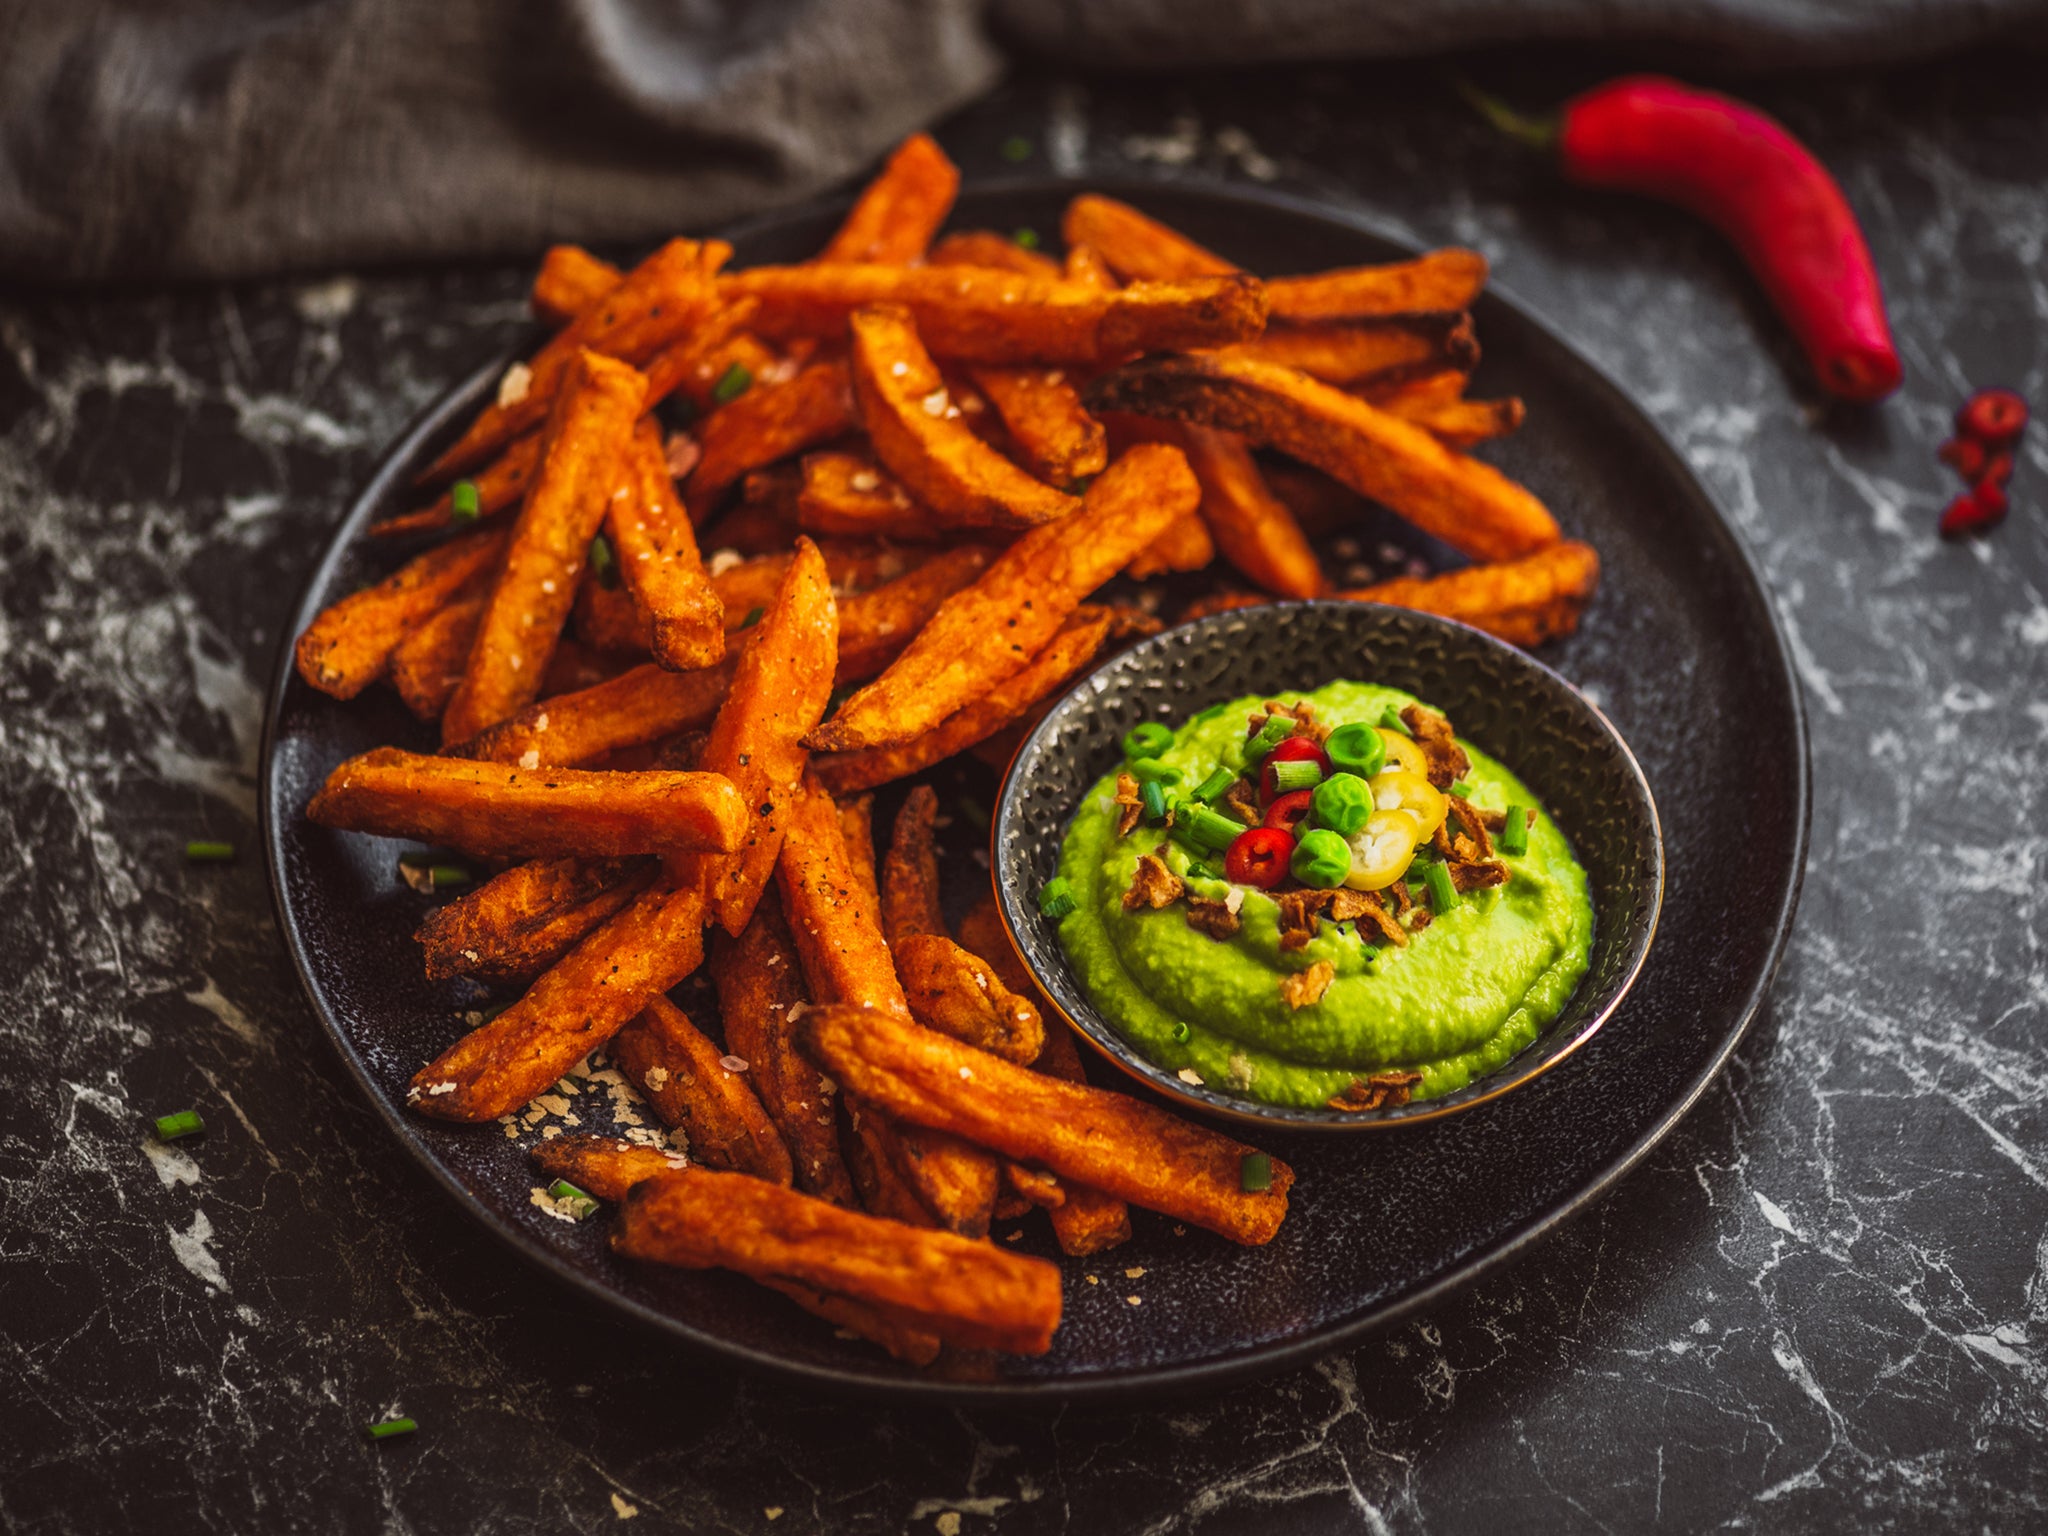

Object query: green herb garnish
[153,1111,204,1141]
[184,840,235,863]
[450,479,481,524]
[1498,806,1530,856]
[589,532,619,589]
[712,362,753,404]
[1240,1153,1273,1192]
[1038,877,1077,920]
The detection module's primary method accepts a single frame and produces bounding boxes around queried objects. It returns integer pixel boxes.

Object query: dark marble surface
[4,47,2044,1534]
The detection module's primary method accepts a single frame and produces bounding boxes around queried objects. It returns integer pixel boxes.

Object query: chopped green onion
[1447,780,1471,798]
[1240,1152,1273,1192]
[366,1418,418,1440]
[1360,944,1380,963]
[1139,780,1167,823]
[428,864,471,891]
[1171,1021,1191,1043]
[1270,758,1323,793]
[1013,226,1041,250]
[737,606,765,630]
[1001,135,1033,163]
[1190,767,1236,802]
[1379,706,1412,737]
[1179,804,1244,854]
[956,795,990,830]
[184,840,235,863]
[712,362,753,404]
[548,1179,600,1219]
[153,1110,204,1141]
[1038,877,1077,920]
[1498,806,1530,856]
[449,479,481,523]
[1425,861,1458,913]
[1122,721,1175,760]
[1184,861,1218,881]
[1126,757,1180,785]
[589,532,619,590]
[1244,716,1293,761]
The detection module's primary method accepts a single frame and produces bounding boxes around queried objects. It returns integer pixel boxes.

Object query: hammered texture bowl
[995,601,1664,1131]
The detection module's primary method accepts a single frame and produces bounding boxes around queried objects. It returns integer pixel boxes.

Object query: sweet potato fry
[955,894,1037,1001]
[723,265,1268,365]
[813,605,1115,794]
[1357,370,1525,448]
[612,996,793,1184]
[777,773,997,1236]
[880,786,946,946]
[693,537,838,937]
[928,229,1063,279]
[1230,314,1479,388]
[294,528,508,700]
[711,895,856,1205]
[967,365,1107,486]
[423,238,716,482]
[819,133,959,265]
[458,547,992,769]
[530,244,622,326]
[703,484,801,555]
[1062,242,1118,291]
[614,1169,1062,1355]
[389,593,486,720]
[893,933,1044,1066]
[1028,1022,1133,1256]
[1085,352,1559,562]
[797,452,943,542]
[1124,510,1216,579]
[374,434,544,538]
[686,357,856,516]
[441,350,649,742]
[799,1006,1293,1245]
[1177,424,1324,598]
[533,1134,936,1367]
[1338,540,1600,646]
[807,444,1197,751]
[415,855,658,984]
[609,420,725,670]
[306,748,747,860]
[849,305,1079,529]
[1266,250,1488,323]
[837,793,881,911]
[572,568,650,655]
[1062,194,1486,319]
[409,872,709,1121]
[1061,193,1235,281]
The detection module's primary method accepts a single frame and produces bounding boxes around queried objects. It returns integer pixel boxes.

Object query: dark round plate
[994,602,1665,1132]
[260,178,1808,1402]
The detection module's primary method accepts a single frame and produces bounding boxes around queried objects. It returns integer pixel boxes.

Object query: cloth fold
[1,0,2042,284]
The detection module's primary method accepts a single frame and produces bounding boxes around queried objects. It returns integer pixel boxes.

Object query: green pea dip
[1054,680,1593,1109]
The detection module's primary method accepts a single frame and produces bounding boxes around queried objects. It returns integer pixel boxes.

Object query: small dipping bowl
[994,602,1664,1132]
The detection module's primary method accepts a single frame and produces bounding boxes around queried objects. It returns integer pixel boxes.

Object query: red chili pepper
[1983,451,2015,487]
[1224,827,1294,890]
[1938,437,1988,481]
[1939,485,2008,540]
[1263,790,1315,837]
[1259,735,1330,803]
[1460,75,1900,402]
[1957,388,2028,447]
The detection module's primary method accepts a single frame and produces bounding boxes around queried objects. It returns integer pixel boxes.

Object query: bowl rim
[993,599,1667,1133]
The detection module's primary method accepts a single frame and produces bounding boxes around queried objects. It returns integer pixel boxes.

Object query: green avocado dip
[1050,680,1592,1111]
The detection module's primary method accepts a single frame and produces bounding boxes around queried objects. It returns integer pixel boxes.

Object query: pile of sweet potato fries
[294,133,1596,1366]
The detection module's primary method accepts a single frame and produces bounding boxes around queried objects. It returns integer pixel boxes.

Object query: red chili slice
[1259,735,1331,803]
[1939,485,2008,540]
[1938,436,1987,481]
[1264,790,1314,836]
[1224,827,1294,890]
[1957,388,2028,447]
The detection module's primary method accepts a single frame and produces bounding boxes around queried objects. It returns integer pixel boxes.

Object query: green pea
[1324,721,1386,779]
[1291,829,1352,890]
[1310,773,1375,837]
[1126,757,1181,785]
[1122,721,1174,760]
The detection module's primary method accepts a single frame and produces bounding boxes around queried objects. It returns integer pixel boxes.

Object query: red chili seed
[1938,436,1987,480]
[1956,388,2029,447]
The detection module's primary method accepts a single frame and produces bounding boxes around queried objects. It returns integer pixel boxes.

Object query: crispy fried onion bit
[1437,795,1508,895]
[1122,852,1185,911]
[1279,960,1335,1010]
[1328,1070,1424,1113]
[1249,697,1332,746]
[1219,776,1263,828]
[1401,703,1469,788]
[1277,887,1406,952]
[1113,771,1144,838]
[1184,896,1241,940]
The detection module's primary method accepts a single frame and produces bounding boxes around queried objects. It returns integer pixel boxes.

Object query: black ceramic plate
[996,603,1665,1132]
[261,180,1808,1402]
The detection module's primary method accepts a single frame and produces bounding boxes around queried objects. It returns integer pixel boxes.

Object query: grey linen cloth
[2,0,2043,285]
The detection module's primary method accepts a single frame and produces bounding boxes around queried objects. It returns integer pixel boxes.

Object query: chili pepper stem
[1446,72,1560,152]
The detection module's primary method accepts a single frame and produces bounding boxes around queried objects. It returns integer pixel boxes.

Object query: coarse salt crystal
[959,1066,973,1080]
[518,750,540,770]
[707,548,744,576]
[1177,1068,1203,1086]
[920,389,949,417]
[721,1055,749,1073]
[1224,887,1245,915]
[497,361,532,408]
[890,360,909,377]
[643,1066,669,1091]
[427,1081,459,1096]
[849,470,879,492]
